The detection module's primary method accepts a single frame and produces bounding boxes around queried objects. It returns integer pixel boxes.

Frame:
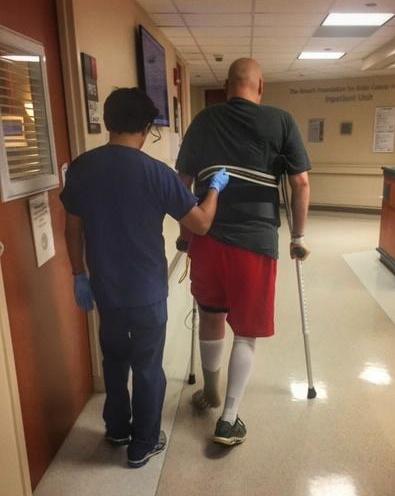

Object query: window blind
[0,43,53,182]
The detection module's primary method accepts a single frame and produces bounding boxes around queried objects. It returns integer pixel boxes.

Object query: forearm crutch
[188,298,197,384]
[179,255,197,385]
[281,175,317,399]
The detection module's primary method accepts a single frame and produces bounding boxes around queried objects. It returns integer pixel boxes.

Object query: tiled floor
[343,250,395,325]
[35,212,395,496]
[34,263,193,496]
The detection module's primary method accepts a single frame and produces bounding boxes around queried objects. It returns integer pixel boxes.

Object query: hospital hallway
[33,211,395,496]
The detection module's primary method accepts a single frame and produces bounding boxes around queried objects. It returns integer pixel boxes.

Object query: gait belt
[197,165,278,189]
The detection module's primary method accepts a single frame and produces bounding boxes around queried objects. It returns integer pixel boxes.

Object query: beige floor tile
[156,212,395,496]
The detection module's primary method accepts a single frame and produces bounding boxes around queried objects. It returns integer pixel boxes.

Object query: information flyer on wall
[373,107,395,153]
[29,192,55,267]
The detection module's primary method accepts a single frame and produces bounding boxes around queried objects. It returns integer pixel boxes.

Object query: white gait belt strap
[197,165,278,189]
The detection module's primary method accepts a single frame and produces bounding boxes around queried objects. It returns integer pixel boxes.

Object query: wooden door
[0,0,92,489]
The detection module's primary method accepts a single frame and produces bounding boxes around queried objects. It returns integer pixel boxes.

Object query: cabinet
[377,167,395,274]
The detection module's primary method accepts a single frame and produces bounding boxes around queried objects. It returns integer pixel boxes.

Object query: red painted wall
[0,0,92,489]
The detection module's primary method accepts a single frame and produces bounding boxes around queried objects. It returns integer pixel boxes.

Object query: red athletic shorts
[189,235,277,338]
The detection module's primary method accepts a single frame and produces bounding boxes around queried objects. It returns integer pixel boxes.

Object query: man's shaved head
[226,58,264,103]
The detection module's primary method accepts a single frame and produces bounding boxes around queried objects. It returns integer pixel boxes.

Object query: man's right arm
[179,169,228,236]
[177,173,194,250]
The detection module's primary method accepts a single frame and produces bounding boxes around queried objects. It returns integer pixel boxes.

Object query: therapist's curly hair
[104,87,159,134]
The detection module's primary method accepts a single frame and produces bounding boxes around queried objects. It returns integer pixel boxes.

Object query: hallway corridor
[34,212,395,496]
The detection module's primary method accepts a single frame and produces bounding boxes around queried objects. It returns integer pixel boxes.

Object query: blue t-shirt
[60,144,196,309]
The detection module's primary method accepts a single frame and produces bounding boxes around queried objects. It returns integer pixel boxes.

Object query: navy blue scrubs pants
[98,300,167,451]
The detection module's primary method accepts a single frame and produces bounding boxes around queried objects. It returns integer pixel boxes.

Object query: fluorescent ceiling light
[298,51,345,60]
[1,55,40,62]
[323,12,394,26]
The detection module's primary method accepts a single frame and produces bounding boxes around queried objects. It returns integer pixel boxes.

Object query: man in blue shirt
[60,88,228,468]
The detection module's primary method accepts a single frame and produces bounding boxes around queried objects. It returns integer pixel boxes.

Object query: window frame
[0,25,59,202]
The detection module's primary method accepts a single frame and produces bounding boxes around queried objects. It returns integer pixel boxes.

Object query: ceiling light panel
[323,12,394,26]
[298,51,345,59]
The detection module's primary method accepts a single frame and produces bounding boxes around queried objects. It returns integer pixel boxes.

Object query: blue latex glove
[74,273,94,311]
[209,168,229,193]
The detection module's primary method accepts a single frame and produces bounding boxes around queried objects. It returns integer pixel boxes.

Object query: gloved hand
[74,273,94,311]
[209,168,229,193]
[290,236,310,261]
[176,236,189,252]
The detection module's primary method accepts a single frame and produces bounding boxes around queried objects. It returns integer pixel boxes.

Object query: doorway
[0,1,92,489]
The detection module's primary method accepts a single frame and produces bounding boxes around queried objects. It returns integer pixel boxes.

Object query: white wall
[71,0,190,263]
[264,76,395,209]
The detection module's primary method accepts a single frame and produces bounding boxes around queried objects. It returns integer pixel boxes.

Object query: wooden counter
[377,167,395,274]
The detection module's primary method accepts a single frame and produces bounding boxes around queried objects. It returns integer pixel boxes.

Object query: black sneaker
[105,432,131,446]
[127,431,167,468]
[213,416,247,446]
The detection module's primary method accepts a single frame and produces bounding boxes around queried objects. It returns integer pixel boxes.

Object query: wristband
[291,236,305,243]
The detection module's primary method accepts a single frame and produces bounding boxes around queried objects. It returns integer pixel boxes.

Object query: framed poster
[81,53,101,134]
[308,119,324,143]
[137,26,170,127]
[373,107,395,153]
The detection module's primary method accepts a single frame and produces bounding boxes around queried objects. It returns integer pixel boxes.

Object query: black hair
[103,87,159,134]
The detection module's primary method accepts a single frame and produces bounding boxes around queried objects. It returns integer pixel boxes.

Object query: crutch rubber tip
[307,387,317,399]
[188,374,196,385]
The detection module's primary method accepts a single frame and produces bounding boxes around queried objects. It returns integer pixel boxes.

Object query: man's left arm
[65,213,85,274]
[64,213,94,311]
[282,113,311,261]
[288,172,310,261]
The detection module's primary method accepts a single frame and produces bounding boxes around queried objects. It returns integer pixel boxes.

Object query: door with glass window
[0,2,92,490]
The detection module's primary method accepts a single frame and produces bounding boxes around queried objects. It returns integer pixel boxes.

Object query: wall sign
[81,53,101,134]
[308,119,324,143]
[340,122,353,135]
[29,192,55,267]
[373,107,395,153]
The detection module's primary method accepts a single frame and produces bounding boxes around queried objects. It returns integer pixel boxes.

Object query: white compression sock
[199,339,225,372]
[221,336,256,424]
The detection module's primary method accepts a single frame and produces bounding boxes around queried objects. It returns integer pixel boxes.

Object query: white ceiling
[137,0,395,85]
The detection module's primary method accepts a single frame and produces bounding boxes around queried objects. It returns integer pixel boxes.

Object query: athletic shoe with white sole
[105,433,131,446]
[127,430,167,468]
[213,416,247,446]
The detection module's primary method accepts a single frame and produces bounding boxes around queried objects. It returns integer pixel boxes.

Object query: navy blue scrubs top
[60,144,196,309]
